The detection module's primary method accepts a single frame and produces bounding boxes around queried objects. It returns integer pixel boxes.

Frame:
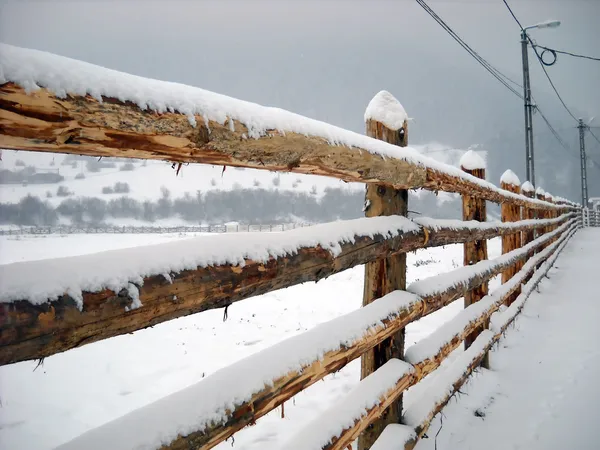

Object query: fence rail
[0,223,313,236]
[0,47,594,450]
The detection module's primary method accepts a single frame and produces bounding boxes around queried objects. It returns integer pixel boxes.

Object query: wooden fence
[0,63,589,450]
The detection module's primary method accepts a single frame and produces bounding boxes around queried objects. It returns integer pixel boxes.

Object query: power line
[414,0,524,100]
[533,45,600,62]
[501,0,523,29]
[588,129,600,147]
[536,106,571,152]
[529,42,579,122]
[501,0,579,123]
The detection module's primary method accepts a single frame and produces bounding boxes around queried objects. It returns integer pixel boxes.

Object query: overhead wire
[499,0,600,174]
[414,0,524,100]
[533,45,600,63]
[501,0,579,122]
[416,0,598,172]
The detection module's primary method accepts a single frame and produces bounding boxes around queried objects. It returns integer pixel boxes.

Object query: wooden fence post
[500,170,521,305]
[460,151,488,367]
[359,91,408,450]
[544,193,555,242]
[521,181,535,259]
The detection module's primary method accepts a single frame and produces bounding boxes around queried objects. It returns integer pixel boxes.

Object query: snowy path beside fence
[413,228,600,450]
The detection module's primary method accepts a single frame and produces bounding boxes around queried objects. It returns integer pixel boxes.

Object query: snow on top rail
[0,216,419,308]
[0,43,575,211]
[55,291,421,450]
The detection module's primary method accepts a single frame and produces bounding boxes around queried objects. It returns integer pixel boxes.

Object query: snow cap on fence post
[500,169,520,187]
[535,186,546,198]
[364,90,408,131]
[459,150,486,171]
[521,181,535,194]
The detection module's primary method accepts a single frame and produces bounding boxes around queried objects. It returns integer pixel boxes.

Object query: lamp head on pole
[524,20,561,31]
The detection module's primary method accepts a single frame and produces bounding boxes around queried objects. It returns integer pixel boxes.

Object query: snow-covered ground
[414,228,600,450]
[0,232,502,450]
[0,145,473,207]
[0,150,359,205]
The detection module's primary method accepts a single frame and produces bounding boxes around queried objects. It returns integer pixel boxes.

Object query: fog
[1,0,599,201]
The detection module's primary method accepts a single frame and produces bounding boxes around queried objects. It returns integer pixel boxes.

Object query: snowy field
[0,146,468,207]
[0,232,502,450]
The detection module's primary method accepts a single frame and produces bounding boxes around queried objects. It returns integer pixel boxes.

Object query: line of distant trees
[0,187,363,226]
[0,187,462,227]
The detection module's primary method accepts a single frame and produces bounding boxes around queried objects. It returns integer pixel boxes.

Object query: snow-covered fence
[0,44,585,450]
[582,208,599,227]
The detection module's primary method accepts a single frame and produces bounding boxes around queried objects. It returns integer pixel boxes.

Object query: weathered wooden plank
[360,105,408,449]
[0,215,574,366]
[0,82,575,211]
[0,82,425,187]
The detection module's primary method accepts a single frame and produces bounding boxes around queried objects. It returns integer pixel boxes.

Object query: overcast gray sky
[1,0,599,198]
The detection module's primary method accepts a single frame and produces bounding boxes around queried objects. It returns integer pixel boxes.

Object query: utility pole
[521,30,535,186]
[578,118,589,206]
[519,20,560,186]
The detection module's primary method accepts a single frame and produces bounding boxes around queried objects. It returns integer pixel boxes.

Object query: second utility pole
[521,30,535,186]
[578,119,589,206]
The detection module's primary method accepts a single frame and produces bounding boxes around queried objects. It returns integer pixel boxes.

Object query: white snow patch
[364,90,408,131]
[535,186,546,196]
[371,424,416,450]
[459,150,486,170]
[124,283,142,312]
[500,169,520,187]
[521,181,535,193]
[284,359,414,450]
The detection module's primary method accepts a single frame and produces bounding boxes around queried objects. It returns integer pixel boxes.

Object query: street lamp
[521,20,561,187]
